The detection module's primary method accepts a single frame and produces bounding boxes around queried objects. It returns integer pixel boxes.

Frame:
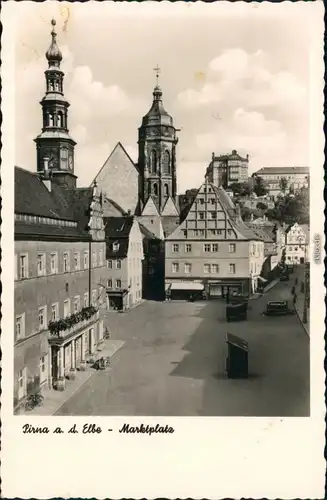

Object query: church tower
[137,66,179,215]
[34,19,77,189]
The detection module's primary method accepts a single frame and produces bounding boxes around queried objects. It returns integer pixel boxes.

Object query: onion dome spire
[46,19,62,67]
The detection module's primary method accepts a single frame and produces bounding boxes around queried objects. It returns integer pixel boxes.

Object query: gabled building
[14,20,108,410]
[165,179,265,299]
[104,216,144,310]
[205,150,249,189]
[285,222,310,264]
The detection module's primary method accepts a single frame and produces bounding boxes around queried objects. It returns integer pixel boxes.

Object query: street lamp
[297,234,308,324]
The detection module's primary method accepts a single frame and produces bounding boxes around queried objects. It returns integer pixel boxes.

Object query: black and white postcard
[1,1,325,498]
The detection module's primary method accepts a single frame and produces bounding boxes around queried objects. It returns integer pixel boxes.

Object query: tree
[229,182,252,197]
[253,176,268,196]
[279,176,288,194]
[256,202,268,211]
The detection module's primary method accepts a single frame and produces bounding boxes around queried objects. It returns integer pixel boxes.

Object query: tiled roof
[15,221,89,241]
[15,167,74,220]
[139,223,158,240]
[65,188,93,234]
[255,166,309,175]
[104,216,134,258]
[161,216,180,238]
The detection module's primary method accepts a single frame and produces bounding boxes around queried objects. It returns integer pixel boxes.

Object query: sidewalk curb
[294,305,310,338]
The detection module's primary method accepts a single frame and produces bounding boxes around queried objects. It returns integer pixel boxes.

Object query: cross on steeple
[153,64,161,86]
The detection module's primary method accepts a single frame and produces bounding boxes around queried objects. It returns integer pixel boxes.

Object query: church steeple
[137,67,178,214]
[34,19,77,189]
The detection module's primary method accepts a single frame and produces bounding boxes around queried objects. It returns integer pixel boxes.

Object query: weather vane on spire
[153,64,161,86]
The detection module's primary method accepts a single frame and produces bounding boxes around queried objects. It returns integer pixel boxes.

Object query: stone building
[285,222,310,265]
[165,179,264,299]
[205,150,249,189]
[14,20,108,409]
[253,166,309,199]
[104,216,144,310]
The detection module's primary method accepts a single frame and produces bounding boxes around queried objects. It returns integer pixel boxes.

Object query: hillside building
[205,150,249,189]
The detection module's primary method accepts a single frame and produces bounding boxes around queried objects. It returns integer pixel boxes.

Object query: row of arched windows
[149,150,171,174]
[45,111,66,128]
[48,79,62,93]
[148,182,169,197]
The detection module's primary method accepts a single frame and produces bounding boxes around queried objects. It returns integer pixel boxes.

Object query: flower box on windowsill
[48,306,99,337]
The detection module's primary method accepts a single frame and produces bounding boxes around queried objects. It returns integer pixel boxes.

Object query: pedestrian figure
[295,277,298,285]
[291,286,295,295]
[293,293,297,306]
[300,281,304,293]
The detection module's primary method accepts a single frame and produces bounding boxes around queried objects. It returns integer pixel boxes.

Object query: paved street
[56,279,309,417]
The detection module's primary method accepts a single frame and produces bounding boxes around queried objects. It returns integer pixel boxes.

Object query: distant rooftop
[255,166,309,175]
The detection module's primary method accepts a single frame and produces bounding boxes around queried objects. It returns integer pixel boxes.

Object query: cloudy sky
[13,2,319,192]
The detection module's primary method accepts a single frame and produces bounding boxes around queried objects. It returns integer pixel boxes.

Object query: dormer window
[112,241,120,252]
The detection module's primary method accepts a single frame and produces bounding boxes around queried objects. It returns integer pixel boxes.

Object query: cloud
[177,48,306,113]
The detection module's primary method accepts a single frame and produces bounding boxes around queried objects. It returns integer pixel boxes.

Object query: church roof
[161,216,180,238]
[46,19,62,65]
[141,85,173,127]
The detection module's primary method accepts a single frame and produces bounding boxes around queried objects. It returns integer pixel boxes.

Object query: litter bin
[225,332,249,379]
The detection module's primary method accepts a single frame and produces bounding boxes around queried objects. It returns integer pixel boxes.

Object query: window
[211,199,215,205]
[92,251,97,268]
[172,262,179,273]
[112,242,120,252]
[295,247,298,251]
[200,199,205,205]
[16,314,25,339]
[212,244,219,252]
[204,244,211,252]
[99,249,104,266]
[150,150,157,173]
[84,292,89,307]
[164,184,169,197]
[229,263,236,274]
[91,290,97,306]
[229,244,236,253]
[107,260,112,269]
[19,254,28,279]
[212,264,219,273]
[199,230,204,236]
[50,253,58,274]
[199,212,205,220]
[210,212,217,219]
[204,264,210,274]
[63,299,70,317]
[73,296,80,313]
[37,253,46,276]
[153,183,158,196]
[163,150,170,174]
[51,303,58,322]
[38,306,47,331]
[116,260,121,270]
[40,355,47,384]
[84,251,89,269]
[116,279,122,289]
[185,244,192,253]
[173,244,179,253]
[74,252,80,271]
[63,252,70,272]
[60,147,68,170]
[18,368,27,400]
[107,279,113,288]
[184,263,192,274]
[227,230,232,236]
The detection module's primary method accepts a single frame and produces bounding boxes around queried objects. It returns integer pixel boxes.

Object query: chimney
[212,152,215,161]
[42,156,51,192]
[246,154,249,161]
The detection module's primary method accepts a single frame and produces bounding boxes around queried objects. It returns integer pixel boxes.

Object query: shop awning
[258,276,268,282]
[106,289,128,296]
[170,282,204,291]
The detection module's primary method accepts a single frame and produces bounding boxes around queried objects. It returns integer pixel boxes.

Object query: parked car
[265,301,294,316]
